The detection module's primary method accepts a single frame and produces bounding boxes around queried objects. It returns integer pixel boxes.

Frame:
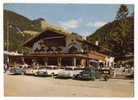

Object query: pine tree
[116,4,129,20]
[109,4,134,62]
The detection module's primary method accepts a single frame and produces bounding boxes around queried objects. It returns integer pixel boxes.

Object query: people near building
[4,63,9,73]
[36,63,40,69]
[22,62,28,68]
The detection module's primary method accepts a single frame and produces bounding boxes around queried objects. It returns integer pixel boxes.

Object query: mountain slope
[87,16,134,64]
[4,10,44,52]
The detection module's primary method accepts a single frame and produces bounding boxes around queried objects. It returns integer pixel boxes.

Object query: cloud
[86,21,107,28]
[80,31,91,37]
[86,22,93,27]
[58,19,79,30]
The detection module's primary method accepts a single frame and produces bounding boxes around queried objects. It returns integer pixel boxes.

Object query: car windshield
[84,67,90,71]
[46,67,53,69]
[65,68,73,70]
[84,67,95,71]
[46,66,58,69]
[39,67,47,70]
[83,69,90,73]
[32,68,37,70]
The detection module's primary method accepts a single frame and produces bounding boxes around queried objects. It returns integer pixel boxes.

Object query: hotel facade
[8,24,114,68]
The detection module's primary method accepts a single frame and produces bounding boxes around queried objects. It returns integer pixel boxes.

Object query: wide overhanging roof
[20,23,111,56]
[21,26,71,47]
[21,23,88,48]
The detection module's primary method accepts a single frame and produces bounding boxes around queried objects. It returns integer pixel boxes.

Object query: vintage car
[125,73,134,79]
[74,66,110,81]
[45,65,60,76]
[34,67,48,76]
[99,68,111,81]
[24,67,38,75]
[9,66,28,75]
[125,68,134,79]
[56,67,84,78]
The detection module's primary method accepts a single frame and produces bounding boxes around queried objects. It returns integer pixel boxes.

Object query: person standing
[4,63,9,73]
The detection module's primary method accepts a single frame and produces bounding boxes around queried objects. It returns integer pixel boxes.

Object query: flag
[9,24,25,37]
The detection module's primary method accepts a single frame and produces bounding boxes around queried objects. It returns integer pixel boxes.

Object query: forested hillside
[4,10,43,52]
[87,5,134,65]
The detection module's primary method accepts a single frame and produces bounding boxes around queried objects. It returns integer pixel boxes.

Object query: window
[69,46,78,53]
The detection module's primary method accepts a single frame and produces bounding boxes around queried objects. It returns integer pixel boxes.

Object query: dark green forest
[87,5,134,65]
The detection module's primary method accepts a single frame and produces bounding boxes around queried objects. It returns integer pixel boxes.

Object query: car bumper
[37,72,48,76]
[57,73,71,78]
[9,71,22,75]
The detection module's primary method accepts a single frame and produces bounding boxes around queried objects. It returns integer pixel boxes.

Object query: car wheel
[51,73,55,78]
[72,75,76,79]
[104,76,109,81]
[91,76,96,81]
[21,72,25,75]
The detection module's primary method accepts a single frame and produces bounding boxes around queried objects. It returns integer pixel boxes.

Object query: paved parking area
[4,74,134,97]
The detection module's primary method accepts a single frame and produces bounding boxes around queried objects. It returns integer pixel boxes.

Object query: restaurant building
[9,24,114,68]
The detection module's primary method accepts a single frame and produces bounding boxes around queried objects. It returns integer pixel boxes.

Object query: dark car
[125,73,134,79]
[99,68,111,81]
[74,66,110,81]
[125,68,134,79]
[9,66,28,75]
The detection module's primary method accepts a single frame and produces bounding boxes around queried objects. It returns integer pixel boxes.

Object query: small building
[8,24,114,68]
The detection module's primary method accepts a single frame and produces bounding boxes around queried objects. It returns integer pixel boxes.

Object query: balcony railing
[29,51,89,55]
[26,50,107,59]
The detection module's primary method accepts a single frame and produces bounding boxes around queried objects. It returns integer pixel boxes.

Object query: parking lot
[4,73,134,97]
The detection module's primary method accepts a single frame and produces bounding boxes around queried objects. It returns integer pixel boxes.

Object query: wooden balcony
[88,51,108,61]
[29,51,88,55]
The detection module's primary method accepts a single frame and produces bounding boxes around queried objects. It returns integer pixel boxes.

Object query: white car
[57,67,84,78]
[46,65,60,76]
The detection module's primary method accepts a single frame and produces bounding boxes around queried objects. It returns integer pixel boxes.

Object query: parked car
[24,67,38,75]
[45,65,60,76]
[56,67,84,78]
[125,68,134,79]
[125,73,134,79]
[99,68,111,81]
[9,66,23,75]
[56,68,70,78]
[74,66,110,81]
[34,67,48,76]
[9,66,28,75]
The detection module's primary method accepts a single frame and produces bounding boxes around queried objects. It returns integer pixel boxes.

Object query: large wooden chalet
[9,24,114,68]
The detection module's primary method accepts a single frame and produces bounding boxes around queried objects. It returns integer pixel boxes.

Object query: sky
[4,4,134,37]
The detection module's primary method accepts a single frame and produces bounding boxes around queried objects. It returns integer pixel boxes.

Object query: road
[4,74,134,97]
